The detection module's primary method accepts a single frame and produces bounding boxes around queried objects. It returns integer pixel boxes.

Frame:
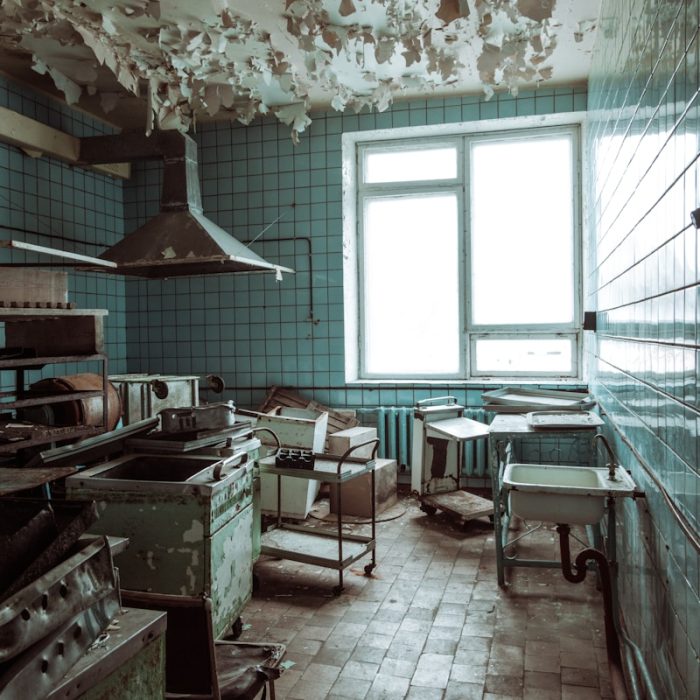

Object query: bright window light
[475,338,573,373]
[363,193,460,375]
[347,123,582,380]
[470,136,575,325]
[364,147,457,183]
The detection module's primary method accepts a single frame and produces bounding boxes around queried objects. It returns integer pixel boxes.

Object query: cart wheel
[229,617,243,640]
[332,585,344,596]
[364,563,375,576]
[420,504,437,516]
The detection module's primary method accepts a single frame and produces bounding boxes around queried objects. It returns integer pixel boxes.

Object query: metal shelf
[0,310,110,456]
[257,455,375,483]
[258,439,380,595]
[261,525,374,570]
[0,354,105,368]
[0,425,104,454]
[2,390,104,410]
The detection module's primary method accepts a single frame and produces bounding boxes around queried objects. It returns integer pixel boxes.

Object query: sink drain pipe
[556,524,629,700]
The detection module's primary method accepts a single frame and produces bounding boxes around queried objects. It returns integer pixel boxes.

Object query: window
[343,119,582,381]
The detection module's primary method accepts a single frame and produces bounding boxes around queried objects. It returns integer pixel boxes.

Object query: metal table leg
[490,438,506,588]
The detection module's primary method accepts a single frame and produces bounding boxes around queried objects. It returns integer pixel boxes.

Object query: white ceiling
[0,0,600,136]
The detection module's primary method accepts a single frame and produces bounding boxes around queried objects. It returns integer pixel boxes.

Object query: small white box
[260,473,320,520]
[255,407,328,453]
[327,426,378,459]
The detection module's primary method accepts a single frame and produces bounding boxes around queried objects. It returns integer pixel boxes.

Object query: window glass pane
[474,338,573,373]
[365,147,457,183]
[363,194,460,374]
[470,135,575,325]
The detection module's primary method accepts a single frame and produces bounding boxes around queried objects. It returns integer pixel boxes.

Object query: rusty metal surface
[29,373,121,431]
[109,373,199,425]
[0,588,120,698]
[160,401,236,434]
[125,421,254,453]
[0,506,56,594]
[0,498,98,600]
[0,536,115,662]
[24,417,159,469]
[0,427,103,455]
[47,607,167,700]
[0,467,78,496]
[78,132,292,278]
[68,456,256,638]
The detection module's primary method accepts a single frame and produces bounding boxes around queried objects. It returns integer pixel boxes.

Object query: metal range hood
[79,131,293,278]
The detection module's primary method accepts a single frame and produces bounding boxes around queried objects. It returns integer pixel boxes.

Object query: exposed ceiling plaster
[0,0,599,140]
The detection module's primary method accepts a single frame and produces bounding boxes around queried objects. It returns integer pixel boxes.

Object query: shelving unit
[258,440,379,595]
[0,309,109,455]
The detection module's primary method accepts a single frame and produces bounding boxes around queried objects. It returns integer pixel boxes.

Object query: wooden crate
[258,386,359,434]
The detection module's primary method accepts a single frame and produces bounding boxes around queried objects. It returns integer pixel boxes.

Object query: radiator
[373,406,490,477]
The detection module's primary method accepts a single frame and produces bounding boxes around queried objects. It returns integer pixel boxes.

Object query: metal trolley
[257,439,380,595]
[411,397,492,525]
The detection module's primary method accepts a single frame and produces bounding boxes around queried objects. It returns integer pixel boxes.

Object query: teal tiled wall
[0,76,128,386]
[587,1,699,697]
[123,86,587,411]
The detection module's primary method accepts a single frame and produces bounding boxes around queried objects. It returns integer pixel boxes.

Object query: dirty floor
[242,494,612,700]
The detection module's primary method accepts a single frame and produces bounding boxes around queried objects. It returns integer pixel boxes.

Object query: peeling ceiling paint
[0,0,599,139]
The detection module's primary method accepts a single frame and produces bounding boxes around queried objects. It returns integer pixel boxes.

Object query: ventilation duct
[79,131,293,278]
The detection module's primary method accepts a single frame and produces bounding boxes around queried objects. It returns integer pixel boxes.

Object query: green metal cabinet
[66,453,254,637]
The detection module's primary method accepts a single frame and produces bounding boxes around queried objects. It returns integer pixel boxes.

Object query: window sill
[346,378,588,388]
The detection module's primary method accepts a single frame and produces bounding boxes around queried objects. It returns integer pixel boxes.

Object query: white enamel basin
[503,463,637,525]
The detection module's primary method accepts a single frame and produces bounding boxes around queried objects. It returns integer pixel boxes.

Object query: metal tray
[160,401,236,434]
[526,411,604,429]
[482,387,593,406]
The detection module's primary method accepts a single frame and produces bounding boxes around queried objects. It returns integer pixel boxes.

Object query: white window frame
[342,113,585,383]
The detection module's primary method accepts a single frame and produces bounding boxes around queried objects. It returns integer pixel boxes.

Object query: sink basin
[503,463,637,525]
[66,453,246,495]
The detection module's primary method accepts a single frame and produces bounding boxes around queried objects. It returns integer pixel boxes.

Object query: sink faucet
[593,434,618,481]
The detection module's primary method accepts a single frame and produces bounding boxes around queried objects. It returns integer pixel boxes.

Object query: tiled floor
[242,495,612,700]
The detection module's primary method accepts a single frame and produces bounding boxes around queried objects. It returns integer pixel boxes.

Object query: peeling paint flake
[0,0,595,138]
[436,0,470,25]
[182,519,204,543]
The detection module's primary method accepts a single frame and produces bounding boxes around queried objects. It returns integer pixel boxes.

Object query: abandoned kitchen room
[0,0,698,698]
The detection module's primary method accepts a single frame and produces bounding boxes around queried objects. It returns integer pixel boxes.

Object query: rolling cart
[257,439,379,595]
[411,397,492,525]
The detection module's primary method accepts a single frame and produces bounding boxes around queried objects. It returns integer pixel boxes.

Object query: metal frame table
[258,440,379,595]
[488,413,602,588]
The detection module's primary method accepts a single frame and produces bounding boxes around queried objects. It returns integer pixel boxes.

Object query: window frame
[342,113,585,383]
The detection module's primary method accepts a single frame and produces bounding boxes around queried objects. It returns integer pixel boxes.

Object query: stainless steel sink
[93,455,212,482]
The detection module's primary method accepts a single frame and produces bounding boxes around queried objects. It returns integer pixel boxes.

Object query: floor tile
[247,496,610,700]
